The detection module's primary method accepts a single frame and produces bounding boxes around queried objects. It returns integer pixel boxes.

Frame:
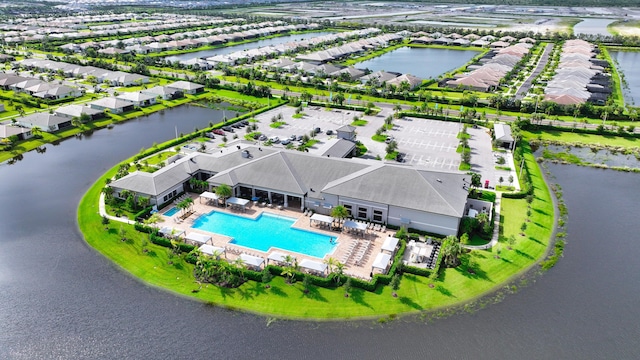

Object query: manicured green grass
[523,129,640,149]
[371,134,386,142]
[292,113,305,119]
[459,162,471,171]
[351,119,368,126]
[270,121,286,128]
[78,131,554,320]
[142,151,177,165]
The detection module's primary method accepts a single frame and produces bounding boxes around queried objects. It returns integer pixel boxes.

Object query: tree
[508,175,514,186]
[390,274,400,297]
[324,257,337,274]
[385,140,398,156]
[330,205,349,222]
[441,235,463,267]
[302,274,312,294]
[215,184,232,206]
[470,172,481,188]
[333,261,345,286]
[262,268,273,288]
[343,277,352,297]
[498,176,504,185]
[101,215,110,229]
[281,255,298,284]
[102,186,114,200]
[393,103,402,118]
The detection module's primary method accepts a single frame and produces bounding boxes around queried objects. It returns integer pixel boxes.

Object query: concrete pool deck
[101,193,396,280]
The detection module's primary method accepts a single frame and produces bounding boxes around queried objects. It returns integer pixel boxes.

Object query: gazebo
[267,251,294,266]
[186,232,211,245]
[299,259,328,276]
[199,244,226,258]
[372,252,392,274]
[159,226,184,238]
[226,197,250,212]
[199,191,219,205]
[238,253,265,270]
[310,213,333,229]
[343,220,367,237]
[381,236,399,254]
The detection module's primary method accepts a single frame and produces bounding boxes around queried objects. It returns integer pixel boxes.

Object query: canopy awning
[199,244,225,256]
[268,251,294,264]
[227,197,250,206]
[199,191,219,200]
[310,213,333,225]
[344,220,367,231]
[238,253,265,268]
[186,232,211,244]
[299,259,328,274]
[159,226,184,237]
[372,252,392,271]
[381,236,399,253]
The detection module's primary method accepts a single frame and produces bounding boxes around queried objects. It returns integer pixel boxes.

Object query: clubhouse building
[110,145,470,236]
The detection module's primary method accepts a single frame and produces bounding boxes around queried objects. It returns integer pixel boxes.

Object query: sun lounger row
[340,240,359,264]
[303,209,315,216]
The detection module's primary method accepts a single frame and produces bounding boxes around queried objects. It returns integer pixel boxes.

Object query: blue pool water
[192,211,336,258]
[164,207,179,217]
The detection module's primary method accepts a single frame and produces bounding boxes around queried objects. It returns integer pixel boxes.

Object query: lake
[573,18,615,37]
[164,31,333,63]
[1,107,640,358]
[610,50,640,106]
[355,47,479,79]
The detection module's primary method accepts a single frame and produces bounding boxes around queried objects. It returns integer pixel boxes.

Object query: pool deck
[161,193,396,280]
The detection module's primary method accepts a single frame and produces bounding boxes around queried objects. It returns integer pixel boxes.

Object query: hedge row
[137,228,411,292]
[134,206,154,222]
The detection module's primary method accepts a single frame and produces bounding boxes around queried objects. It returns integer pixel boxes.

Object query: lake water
[542,144,640,168]
[164,31,333,63]
[610,50,640,106]
[1,106,640,358]
[355,47,478,79]
[573,18,615,37]
[411,20,495,28]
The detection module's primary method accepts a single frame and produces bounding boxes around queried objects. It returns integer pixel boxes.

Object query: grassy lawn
[270,121,286,128]
[142,150,177,165]
[351,119,368,126]
[523,129,640,149]
[77,130,554,320]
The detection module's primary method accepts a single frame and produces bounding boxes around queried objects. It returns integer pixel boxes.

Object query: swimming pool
[192,211,336,258]
[163,206,179,217]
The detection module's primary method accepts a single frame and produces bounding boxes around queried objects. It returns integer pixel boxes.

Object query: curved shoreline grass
[78,141,554,320]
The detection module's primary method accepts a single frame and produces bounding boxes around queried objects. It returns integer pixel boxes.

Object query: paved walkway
[99,193,136,225]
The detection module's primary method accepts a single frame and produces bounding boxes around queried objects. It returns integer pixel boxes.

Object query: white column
[284,194,288,207]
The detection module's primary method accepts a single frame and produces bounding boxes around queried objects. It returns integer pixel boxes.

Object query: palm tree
[331,205,349,224]
[101,186,114,200]
[324,257,337,274]
[143,213,162,228]
[333,261,345,286]
[215,184,232,206]
[30,126,41,137]
[441,235,463,267]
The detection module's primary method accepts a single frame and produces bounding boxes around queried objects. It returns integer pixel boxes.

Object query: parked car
[395,152,406,163]
[385,136,395,144]
[241,120,250,126]
[204,132,215,139]
[253,133,261,140]
[258,134,267,141]
[296,135,303,142]
[269,136,280,143]
[314,127,321,134]
[212,129,225,135]
[290,134,297,140]
[281,138,291,145]
[326,129,334,135]
[231,123,242,129]
[222,126,234,132]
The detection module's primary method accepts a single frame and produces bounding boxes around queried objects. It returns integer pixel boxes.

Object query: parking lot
[232,104,518,190]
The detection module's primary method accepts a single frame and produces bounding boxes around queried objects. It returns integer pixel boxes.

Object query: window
[357,206,367,219]
[343,204,353,217]
[373,209,383,222]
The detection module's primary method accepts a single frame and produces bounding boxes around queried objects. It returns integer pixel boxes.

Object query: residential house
[17,113,72,132]
[88,97,135,114]
[166,81,204,95]
[116,91,157,107]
